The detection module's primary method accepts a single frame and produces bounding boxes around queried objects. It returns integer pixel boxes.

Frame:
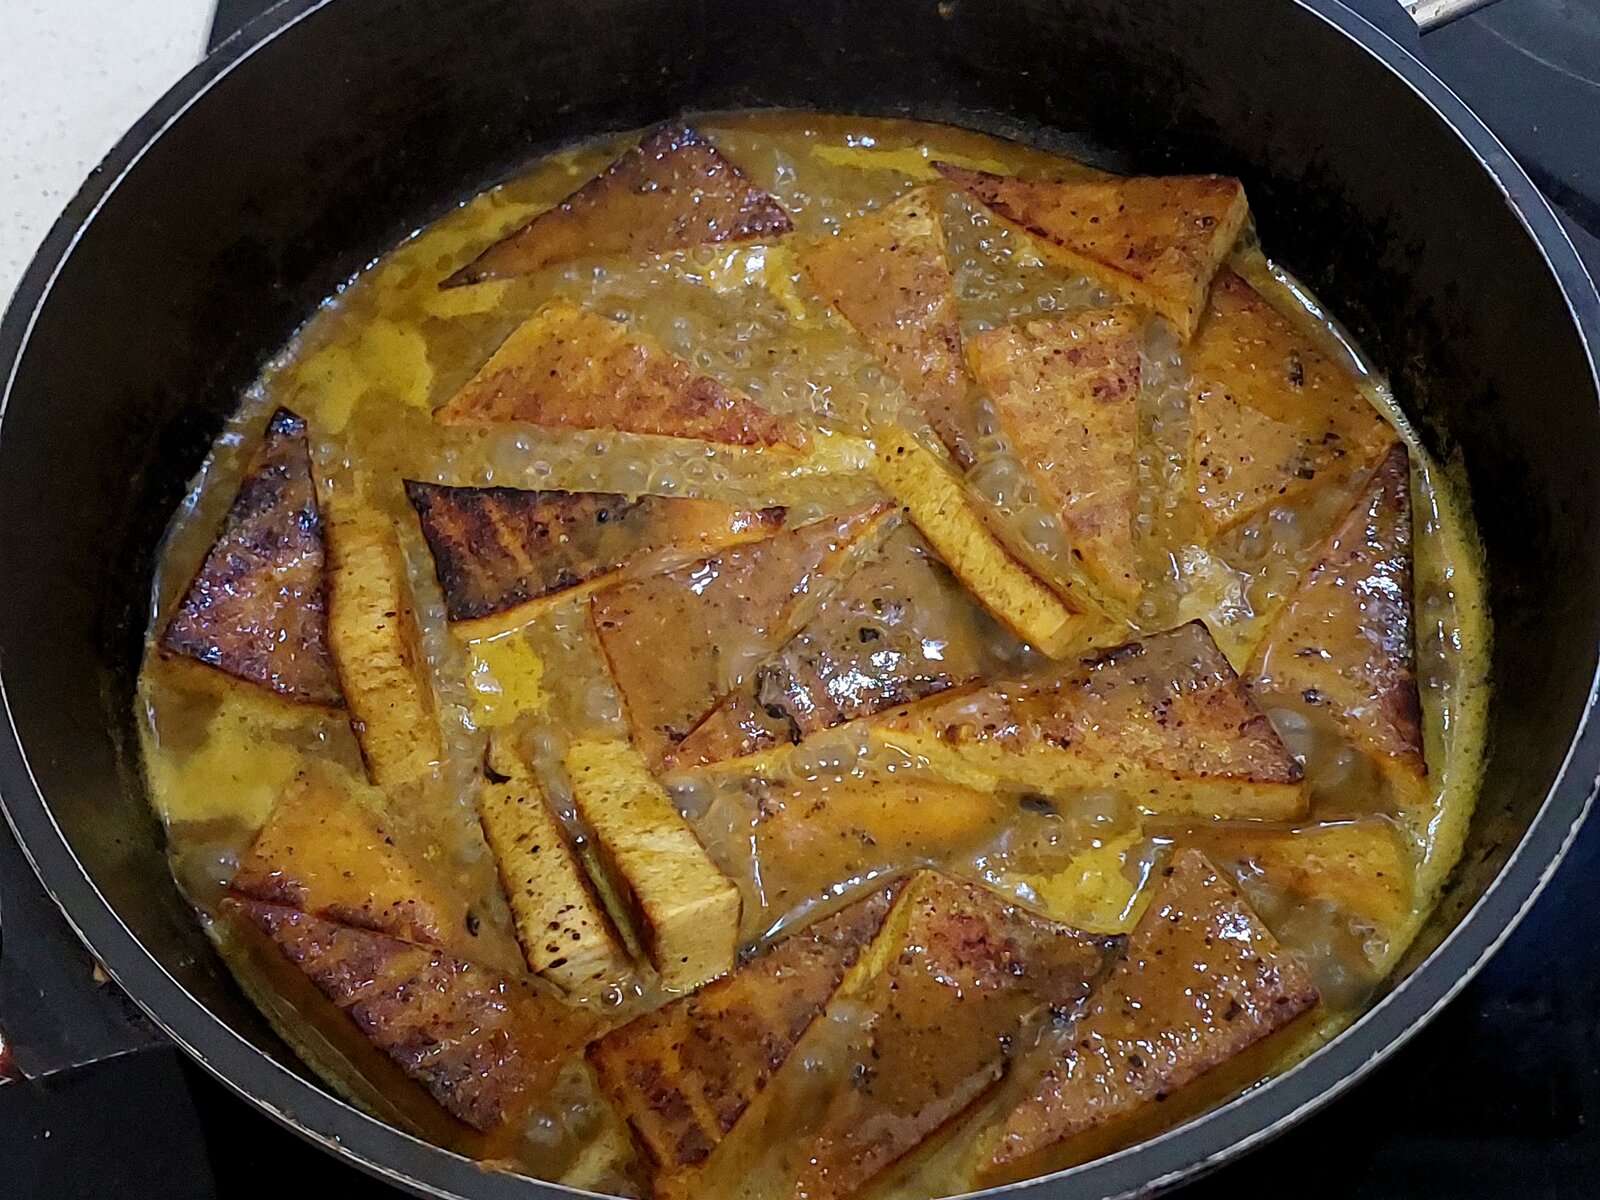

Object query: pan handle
[1398,0,1500,33]
[0,818,165,1083]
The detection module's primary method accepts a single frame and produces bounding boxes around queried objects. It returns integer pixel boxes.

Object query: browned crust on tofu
[160,408,341,706]
[799,186,975,464]
[445,124,793,286]
[967,308,1145,608]
[1187,271,1395,535]
[432,300,807,449]
[586,884,900,1188]
[983,849,1318,1180]
[230,898,592,1131]
[405,480,782,623]
[789,872,1124,1200]
[669,521,1006,769]
[1248,442,1425,780]
[936,164,1247,339]
[231,772,472,952]
[876,620,1307,819]
[591,504,892,770]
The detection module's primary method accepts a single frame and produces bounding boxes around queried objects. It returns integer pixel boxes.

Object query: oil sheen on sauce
[135,112,1490,1196]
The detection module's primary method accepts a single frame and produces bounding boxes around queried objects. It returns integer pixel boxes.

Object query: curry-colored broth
[136,112,1490,1196]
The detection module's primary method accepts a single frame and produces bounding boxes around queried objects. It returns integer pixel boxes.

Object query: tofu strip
[564,739,741,992]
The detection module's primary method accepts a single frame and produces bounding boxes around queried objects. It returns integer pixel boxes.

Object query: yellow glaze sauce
[136,113,1490,1197]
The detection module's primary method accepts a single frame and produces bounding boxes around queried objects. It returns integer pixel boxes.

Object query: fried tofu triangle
[445,123,793,286]
[405,479,781,632]
[478,755,633,997]
[326,508,443,787]
[232,771,474,954]
[967,308,1146,610]
[800,187,975,464]
[936,164,1247,339]
[587,884,900,1200]
[671,520,1014,769]
[433,300,808,449]
[688,872,1122,1200]
[876,620,1307,820]
[1248,443,1425,806]
[565,739,741,992]
[592,504,892,770]
[981,849,1318,1183]
[1188,271,1394,535]
[160,407,341,706]
[230,898,593,1131]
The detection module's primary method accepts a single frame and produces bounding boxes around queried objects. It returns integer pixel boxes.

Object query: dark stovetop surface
[3,1,1598,1196]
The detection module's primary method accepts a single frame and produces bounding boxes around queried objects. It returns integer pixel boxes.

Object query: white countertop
[0,1,214,307]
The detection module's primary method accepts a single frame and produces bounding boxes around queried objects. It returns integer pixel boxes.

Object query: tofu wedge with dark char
[477,754,633,997]
[433,300,807,449]
[936,164,1248,339]
[587,884,900,1200]
[230,899,595,1131]
[592,504,892,770]
[406,479,781,635]
[232,771,475,954]
[799,186,975,464]
[565,739,741,992]
[1187,271,1395,536]
[670,520,1016,769]
[967,309,1146,610]
[875,620,1308,820]
[684,871,1123,1200]
[160,407,342,706]
[326,507,444,787]
[982,849,1318,1183]
[445,124,793,287]
[1247,442,1426,810]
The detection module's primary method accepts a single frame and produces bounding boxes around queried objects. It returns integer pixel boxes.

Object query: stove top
[4,1,1597,1196]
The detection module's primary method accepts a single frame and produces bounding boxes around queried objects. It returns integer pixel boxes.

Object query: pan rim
[1,0,1597,1197]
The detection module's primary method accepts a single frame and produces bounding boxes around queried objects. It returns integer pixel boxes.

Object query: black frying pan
[1,0,1597,1196]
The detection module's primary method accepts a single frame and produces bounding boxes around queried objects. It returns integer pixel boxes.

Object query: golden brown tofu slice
[799,187,974,464]
[587,885,899,1197]
[700,872,1120,1200]
[565,739,741,992]
[231,898,594,1131]
[983,849,1318,1181]
[936,164,1247,339]
[671,520,1016,769]
[1188,271,1395,535]
[160,408,341,706]
[478,757,633,996]
[231,772,473,952]
[326,508,443,787]
[433,299,807,449]
[1247,443,1426,806]
[967,309,1146,609]
[871,430,1087,654]
[591,505,891,770]
[877,620,1307,820]
[445,123,793,286]
[405,479,781,632]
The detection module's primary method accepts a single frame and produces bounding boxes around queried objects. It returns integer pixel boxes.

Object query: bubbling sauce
[137,113,1489,1197]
